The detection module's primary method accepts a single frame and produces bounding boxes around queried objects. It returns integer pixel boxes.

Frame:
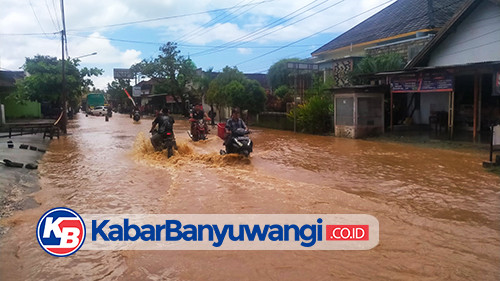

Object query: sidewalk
[0,133,51,234]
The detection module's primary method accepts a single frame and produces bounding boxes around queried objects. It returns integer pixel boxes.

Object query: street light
[70,52,97,60]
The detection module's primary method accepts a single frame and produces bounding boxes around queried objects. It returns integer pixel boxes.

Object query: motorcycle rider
[131,106,141,120]
[150,107,175,151]
[189,103,210,138]
[225,108,248,141]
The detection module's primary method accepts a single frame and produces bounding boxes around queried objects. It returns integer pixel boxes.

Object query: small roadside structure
[332,85,387,139]
[484,124,500,167]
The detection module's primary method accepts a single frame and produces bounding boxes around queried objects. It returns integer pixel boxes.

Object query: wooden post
[293,69,297,133]
[473,74,480,142]
[449,91,455,139]
[60,0,68,134]
[390,90,394,131]
[491,124,494,162]
[478,75,482,142]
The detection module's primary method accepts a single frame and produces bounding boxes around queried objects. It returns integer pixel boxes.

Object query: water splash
[132,133,250,169]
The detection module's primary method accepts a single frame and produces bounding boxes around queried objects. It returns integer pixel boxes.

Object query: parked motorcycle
[151,129,177,158]
[187,118,210,141]
[221,128,253,157]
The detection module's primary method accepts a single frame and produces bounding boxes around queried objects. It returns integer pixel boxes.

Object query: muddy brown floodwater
[1,113,499,280]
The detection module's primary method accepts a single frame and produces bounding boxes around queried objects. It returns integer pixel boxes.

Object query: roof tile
[312,0,468,55]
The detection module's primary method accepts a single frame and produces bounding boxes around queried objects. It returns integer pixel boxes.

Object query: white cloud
[69,32,141,65]
[89,74,115,90]
[237,48,252,55]
[1,0,396,86]
[67,33,142,90]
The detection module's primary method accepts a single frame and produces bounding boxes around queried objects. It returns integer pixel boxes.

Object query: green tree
[207,66,266,114]
[244,79,266,114]
[13,55,102,110]
[274,85,292,99]
[267,58,299,90]
[131,42,199,115]
[106,78,131,109]
[197,67,215,101]
[304,74,335,99]
[350,53,404,85]
[226,80,246,109]
[288,74,335,134]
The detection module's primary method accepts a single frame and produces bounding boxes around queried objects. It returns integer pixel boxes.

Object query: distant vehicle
[90,106,108,116]
[85,93,106,114]
[87,93,106,107]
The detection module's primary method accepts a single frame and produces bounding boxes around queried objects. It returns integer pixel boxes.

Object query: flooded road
[1,113,499,280]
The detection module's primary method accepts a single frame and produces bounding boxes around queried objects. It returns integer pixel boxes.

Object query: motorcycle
[133,111,141,122]
[187,118,210,141]
[151,129,177,158]
[221,128,253,157]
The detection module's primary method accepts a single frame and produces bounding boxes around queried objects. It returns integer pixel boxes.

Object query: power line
[28,0,52,39]
[67,0,275,32]
[52,0,61,30]
[174,0,249,43]
[234,0,395,67]
[45,0,60,31]
[189,0,328,56]
[0,32,60,36]
[244,46,317,73]
[67,33,313,49]
[191,0,344,57]
[235,0,464,67]
[181,0,270,43]
[183,0,265,43]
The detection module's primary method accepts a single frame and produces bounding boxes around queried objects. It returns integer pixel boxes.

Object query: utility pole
[293,69,297,133]
[60,0,68,134]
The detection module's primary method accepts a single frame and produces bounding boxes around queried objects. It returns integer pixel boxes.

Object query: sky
[0,0,396,90]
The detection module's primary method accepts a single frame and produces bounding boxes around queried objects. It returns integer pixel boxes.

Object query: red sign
[326,225,369,241]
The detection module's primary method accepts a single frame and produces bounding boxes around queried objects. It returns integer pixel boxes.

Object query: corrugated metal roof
[312,0,468,56]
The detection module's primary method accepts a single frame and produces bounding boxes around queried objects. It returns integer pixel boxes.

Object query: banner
[123,89,136,107]
[391,72,454,93]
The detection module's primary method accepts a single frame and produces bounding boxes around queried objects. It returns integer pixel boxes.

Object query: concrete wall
[255,112,293,131]
[428,1,500,66]
[334,92,384,138]
[366,36,434,63]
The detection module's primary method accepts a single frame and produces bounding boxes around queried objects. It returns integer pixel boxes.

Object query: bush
[288,95,332,134]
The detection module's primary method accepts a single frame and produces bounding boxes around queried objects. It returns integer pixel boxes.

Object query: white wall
[0,104,5,126]
[411,92,449,124]
[428,1,500,66]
